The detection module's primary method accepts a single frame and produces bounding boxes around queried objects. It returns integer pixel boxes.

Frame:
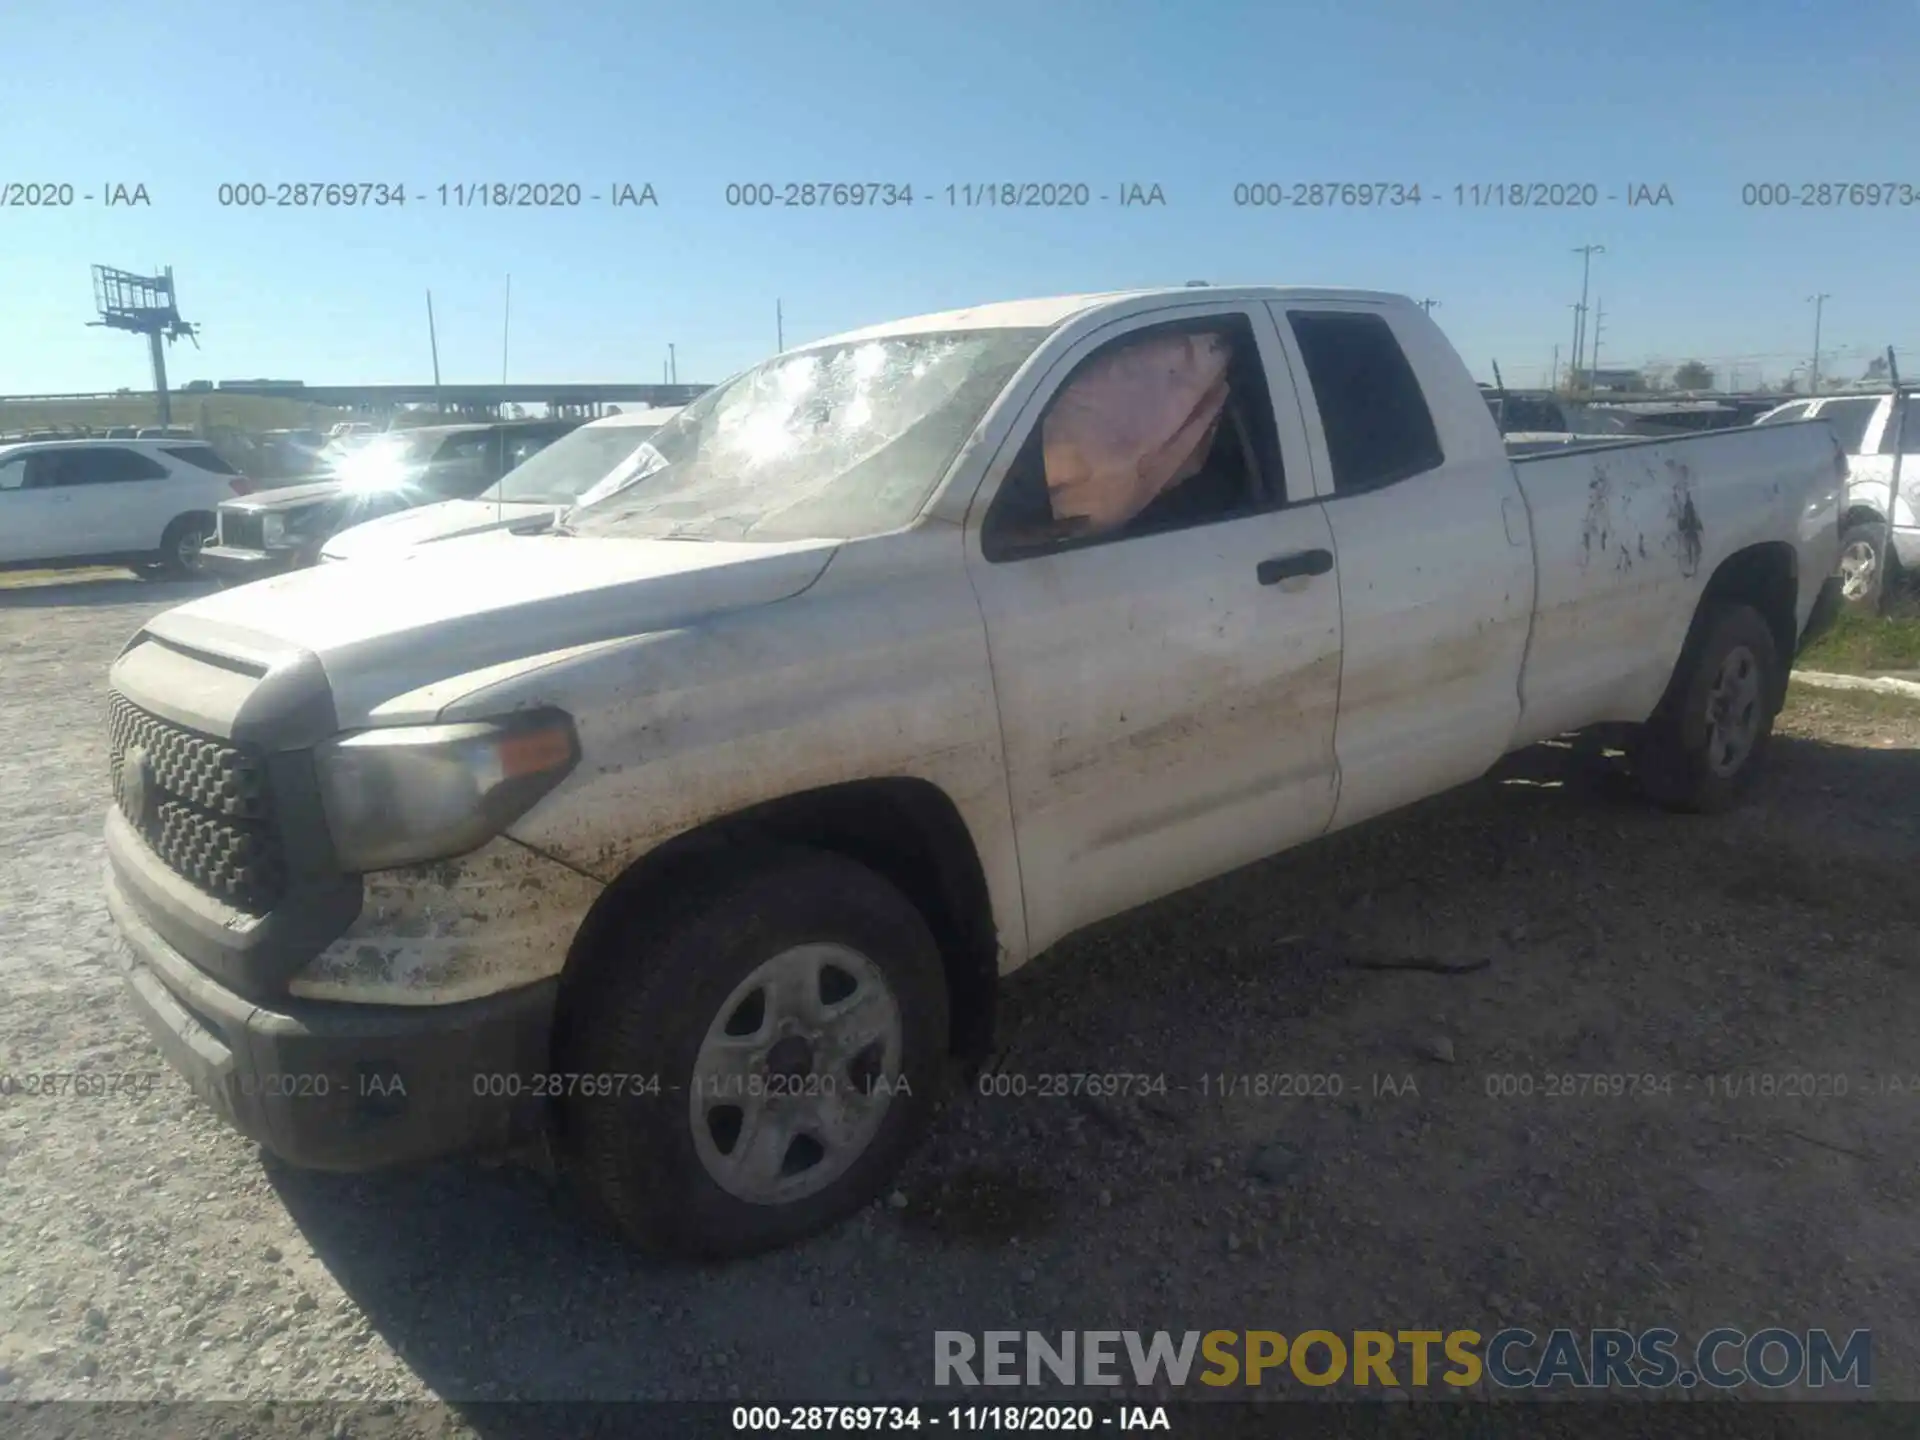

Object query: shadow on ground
[0,575,218,609]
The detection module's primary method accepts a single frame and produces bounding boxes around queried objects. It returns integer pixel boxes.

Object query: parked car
[200,418,580,582]
[239,428,331,485]
[103,286,1844,1258]
[1755,391,1917,609]
[321,408,680,561]
[0,438,253,577]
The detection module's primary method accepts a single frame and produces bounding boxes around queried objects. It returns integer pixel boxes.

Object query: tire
[158,515,213,578]
[1836,521,1894,613]
[556,846,949,1258]
[1632,602,1781,814]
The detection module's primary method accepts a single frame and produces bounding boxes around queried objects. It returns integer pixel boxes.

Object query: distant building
[1574,367,1646,394]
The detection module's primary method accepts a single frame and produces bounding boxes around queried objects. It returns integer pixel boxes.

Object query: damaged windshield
[478,423,667,505]
[560,327,1049,541]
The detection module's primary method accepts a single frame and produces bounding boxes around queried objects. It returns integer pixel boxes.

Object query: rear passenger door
[1270,303,1535,833]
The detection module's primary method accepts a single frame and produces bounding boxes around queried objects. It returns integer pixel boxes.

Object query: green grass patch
[1798,603,1920,675]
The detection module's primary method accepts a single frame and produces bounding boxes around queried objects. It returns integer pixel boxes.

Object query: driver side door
[963,304,1343,954]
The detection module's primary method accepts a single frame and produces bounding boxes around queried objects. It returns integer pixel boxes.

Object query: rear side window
[1288,311,1443,494]
[163,444,239,475]
[40,447,169,486]
[503,430,563,470]
[424,431,500,496]
[1814,398,1877,454]
[1875,395,1919,455]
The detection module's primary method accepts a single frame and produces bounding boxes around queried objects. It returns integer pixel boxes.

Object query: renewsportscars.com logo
[933,1328,1872,1391]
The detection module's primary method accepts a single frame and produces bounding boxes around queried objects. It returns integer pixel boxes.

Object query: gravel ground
[3,573,1919,1416]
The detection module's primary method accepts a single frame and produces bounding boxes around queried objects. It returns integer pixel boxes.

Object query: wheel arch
[161,509,217,546]
[1694,541,1798,705]
[551,776,1001,1075]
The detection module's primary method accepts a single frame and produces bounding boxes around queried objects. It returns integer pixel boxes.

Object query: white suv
[0,439,254,578]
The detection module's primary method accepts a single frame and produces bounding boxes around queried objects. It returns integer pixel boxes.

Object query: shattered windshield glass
[560,328,1049,542]
[479,423,665,505]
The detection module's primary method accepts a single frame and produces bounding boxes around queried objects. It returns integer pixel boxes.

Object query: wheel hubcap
[1704,644,1762,778]
[1838,539,1878,600]
[689,942,903,1205]
[178,528,206,570]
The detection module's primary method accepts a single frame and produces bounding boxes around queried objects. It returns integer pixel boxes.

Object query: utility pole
[1419,298,1440,315]
[1571,244,1605,392]
[501,274,512,384]
[1589,298,1607,385]
[1567,303,1585,393]
[1807,293,1830,397]
[669,343,677,384]
[777,299,785,351]
[1550,344,1559,392]
[426,289,443,414]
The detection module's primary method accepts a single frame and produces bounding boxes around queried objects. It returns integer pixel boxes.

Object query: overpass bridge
[1,381,712,421]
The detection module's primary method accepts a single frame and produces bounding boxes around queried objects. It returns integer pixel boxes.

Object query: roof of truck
[809,286,1413,348]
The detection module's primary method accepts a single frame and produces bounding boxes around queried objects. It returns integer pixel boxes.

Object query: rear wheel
[557,847,948,1258]
[1632,602,1781,813]
[1837,521,1892,612]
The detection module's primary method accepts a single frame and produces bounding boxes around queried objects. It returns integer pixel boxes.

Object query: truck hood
[225,478,348,513]
[141,532,840,726]
[322,499,558,561]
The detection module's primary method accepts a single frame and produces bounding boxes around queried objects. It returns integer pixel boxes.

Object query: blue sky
[6,0,1920,394]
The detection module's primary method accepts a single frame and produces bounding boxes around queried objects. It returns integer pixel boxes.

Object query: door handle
[1256,548,1333,586]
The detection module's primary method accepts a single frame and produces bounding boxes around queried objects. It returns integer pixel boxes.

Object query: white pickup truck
[1755,390,1917,609]
[102,286,1846,1258]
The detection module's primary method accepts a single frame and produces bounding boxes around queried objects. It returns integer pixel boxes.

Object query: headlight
[314,710,580,872]
[261,513,286,547]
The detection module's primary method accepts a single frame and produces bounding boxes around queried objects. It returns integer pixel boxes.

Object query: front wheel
[557,847,949,1258]
[157,515,213,578]
[1632,602,1781,813]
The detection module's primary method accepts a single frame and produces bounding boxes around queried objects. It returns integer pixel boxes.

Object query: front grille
[107,693,287,914]
[219,510,264,552]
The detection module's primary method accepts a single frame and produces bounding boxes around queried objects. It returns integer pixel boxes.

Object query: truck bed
[1507,421,1845,746]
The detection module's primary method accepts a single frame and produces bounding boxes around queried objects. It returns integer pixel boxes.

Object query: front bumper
[106,863,556,1170]
[199,544,306,583]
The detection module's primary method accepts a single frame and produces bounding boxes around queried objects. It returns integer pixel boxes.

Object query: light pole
[1572,244,1605,392]
[1567,302,1585,393]
[1807,294,1830,397]
[1419,298,1440,315]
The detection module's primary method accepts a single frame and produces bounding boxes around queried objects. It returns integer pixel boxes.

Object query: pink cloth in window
[1042,331,1232,533]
